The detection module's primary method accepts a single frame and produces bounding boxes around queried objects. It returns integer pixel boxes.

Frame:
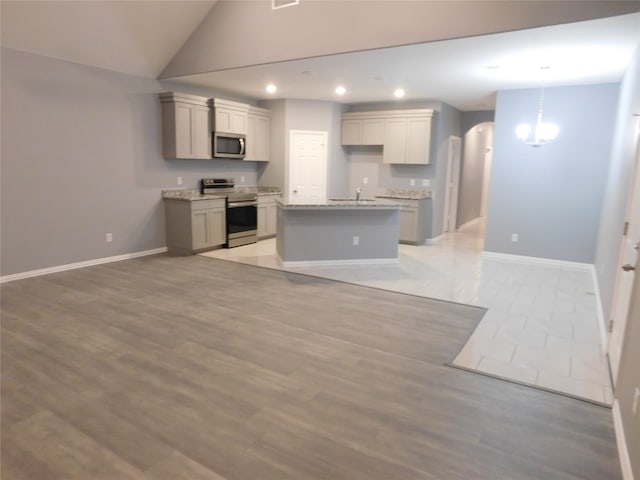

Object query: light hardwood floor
[1,254,622,479]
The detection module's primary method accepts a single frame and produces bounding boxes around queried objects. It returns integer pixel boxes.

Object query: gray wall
[0,47,260,276]
[595,46,640,319]
[461,110,495,137]
[161,0,639,77]
[458,122,494,227]
[258,99,348,198]
[484,83,619,263]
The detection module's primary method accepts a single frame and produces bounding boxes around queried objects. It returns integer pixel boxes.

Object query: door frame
[608,136,640,384]
[480,145,493,217]
[443,135,462,233]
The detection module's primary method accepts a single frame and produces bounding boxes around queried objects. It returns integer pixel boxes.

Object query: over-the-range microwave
[213,132,245,159]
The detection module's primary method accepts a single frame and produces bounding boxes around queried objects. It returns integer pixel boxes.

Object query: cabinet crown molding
[343,109,434,120]
[159,92,208,106]
[210,98,250,112]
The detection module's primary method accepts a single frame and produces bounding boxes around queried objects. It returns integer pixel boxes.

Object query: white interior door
[289,130,327,201]
[443,136,462,232]
[609,138,640,383]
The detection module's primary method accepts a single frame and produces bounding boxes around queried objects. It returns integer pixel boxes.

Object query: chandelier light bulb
[516,124,531,140]
[515,86,559,147]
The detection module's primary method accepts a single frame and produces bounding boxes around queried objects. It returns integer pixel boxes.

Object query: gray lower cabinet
[398,199,428,245]
[164,198,226,254]
[257,195,278,238]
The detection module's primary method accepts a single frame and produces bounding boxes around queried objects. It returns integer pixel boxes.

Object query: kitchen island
[276,198,403,266]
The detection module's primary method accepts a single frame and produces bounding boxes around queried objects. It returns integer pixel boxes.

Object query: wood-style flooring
[1,254,622,479]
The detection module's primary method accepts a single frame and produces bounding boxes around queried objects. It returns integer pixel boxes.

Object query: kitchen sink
[329,197,377,202]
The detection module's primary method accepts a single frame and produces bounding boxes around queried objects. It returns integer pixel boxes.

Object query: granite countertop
[276,197,405,209]
[375,189,432,200]
[162,186,281,201]
[162,189,225,201]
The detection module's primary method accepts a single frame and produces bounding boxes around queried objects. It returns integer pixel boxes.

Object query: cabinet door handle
[622,264,636,272]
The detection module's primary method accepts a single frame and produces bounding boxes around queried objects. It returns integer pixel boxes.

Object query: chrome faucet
[356,187,362,201]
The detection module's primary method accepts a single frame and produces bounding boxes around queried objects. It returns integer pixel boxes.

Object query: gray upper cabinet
[341,113,384,145]
[246,106,271,162]
[211,98,248,134]
[160,92,211,160]
[383,112,433,165]
[341,109,434,164]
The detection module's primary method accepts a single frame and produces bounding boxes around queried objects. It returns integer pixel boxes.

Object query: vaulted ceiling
[2,1,639,110]
[0,1,217,78]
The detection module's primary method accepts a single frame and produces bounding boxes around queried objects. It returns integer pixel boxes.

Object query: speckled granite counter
[375,189,432,200]
[276,197,404,209]
[162,189,225,201]
[162,186,281,201]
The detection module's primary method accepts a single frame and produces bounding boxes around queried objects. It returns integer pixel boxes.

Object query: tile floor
[200,219,613,405]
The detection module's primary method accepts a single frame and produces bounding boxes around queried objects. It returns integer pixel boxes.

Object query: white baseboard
[613,399,635,480]
[482,251,593,272]
[457,217,483,231]
[0,247,168,283]
[280,257,399,268]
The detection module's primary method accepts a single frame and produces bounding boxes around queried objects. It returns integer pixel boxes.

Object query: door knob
[622,264,636,272]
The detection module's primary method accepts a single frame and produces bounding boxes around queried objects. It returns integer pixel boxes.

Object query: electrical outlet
[511,233,519,242]
[106,233,113,243]
[422,179,430,187]
[410,179,416,186]
[633,387,640,416]
[363,177,369,185]
[353,236,359,246]
[177,176,183,185]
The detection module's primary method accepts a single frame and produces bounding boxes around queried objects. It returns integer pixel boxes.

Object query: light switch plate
[422,179,430,187]
[410,179,415,186]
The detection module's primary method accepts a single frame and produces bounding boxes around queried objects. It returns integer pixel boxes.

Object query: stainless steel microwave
[213,132,246,159]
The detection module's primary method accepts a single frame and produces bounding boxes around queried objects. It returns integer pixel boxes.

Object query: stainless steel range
[200,178,257,248]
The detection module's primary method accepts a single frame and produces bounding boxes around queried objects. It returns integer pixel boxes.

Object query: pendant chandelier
[516,70,559,148]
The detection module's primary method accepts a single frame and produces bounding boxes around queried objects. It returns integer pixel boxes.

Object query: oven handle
[227,201,257,208]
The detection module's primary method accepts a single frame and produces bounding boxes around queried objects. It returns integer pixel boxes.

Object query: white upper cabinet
[246,106,271,162]
[341,113,384,145]
[342,109,434,164]
[160,92,211,160]
[211,98,248,134]
[384,112,433,164]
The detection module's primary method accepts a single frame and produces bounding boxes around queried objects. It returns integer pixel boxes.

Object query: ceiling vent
[272,0,299,10]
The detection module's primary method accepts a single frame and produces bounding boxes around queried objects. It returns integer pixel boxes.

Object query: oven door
[226,200,257,247]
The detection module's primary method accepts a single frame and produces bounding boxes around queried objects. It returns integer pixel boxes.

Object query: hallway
[201,219,612,405]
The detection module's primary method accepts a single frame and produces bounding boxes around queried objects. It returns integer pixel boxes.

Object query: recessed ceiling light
[394,88,405,98]
[266,84,277,94]
[335,86,346,95]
